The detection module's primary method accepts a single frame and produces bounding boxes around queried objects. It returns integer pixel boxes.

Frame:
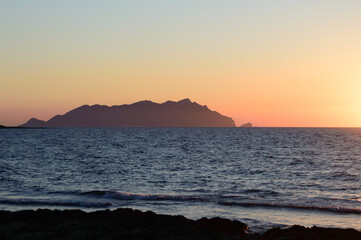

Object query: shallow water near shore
[1,127,360,232]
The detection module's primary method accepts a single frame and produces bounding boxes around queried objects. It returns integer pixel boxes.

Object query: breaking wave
[0,198,111,208]
[61,190,361,215]
[81,190,202,202]
[218,201,361,215]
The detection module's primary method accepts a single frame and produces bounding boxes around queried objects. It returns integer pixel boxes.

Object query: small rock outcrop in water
[240,122,253,128]
[19,99,236,127]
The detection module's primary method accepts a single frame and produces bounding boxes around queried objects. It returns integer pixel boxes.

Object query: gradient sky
[1,0,360,127]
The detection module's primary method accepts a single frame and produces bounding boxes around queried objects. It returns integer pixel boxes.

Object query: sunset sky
[1,1,360,127]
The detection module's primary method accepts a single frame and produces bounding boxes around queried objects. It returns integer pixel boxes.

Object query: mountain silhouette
[19,99,236,127]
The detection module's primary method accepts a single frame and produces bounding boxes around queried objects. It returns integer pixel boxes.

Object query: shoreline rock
[0,208,360,240]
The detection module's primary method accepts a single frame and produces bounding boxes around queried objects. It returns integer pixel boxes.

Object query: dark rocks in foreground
[0,209,360,240]
[0,208,247,240]
[260,225,361,240]
[19,98,236,127]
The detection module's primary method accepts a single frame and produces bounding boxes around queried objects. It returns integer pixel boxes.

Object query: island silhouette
[19,99,236,127]
[239,122,253,128]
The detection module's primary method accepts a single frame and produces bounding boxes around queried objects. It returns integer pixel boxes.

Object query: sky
[1,0,360,127]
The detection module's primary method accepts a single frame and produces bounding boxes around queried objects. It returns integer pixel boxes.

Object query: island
[239,122,253,128]
[19,99,236,127]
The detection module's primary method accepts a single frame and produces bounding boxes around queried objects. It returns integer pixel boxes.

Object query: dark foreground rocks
[0,208,360,240]
[257,225,361,240]
[0,208,247,240]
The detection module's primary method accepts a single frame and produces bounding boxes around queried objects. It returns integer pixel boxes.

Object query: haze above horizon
[1,1,360,127]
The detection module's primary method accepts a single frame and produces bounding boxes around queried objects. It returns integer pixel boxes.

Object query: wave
[218,201,361,215]
[33,190,361,215]
[241,189,280,196]
[81,190,202,202]
[0,198,111,208]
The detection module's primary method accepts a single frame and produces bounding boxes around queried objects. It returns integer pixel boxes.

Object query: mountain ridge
[19,99,236,127]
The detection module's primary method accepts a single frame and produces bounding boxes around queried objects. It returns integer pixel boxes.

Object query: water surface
[1,128,360,232]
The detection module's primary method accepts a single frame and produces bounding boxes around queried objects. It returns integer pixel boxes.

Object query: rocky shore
[0,208,360,240]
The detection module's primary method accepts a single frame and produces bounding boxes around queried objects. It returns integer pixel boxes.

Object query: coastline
[1,208,360,240]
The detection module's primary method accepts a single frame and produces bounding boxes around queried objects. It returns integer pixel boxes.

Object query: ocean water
[0,127,360,232]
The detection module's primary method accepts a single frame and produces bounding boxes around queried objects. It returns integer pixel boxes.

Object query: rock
[1,209,360,240]
[240,122,253,128]
[0,208,248,240]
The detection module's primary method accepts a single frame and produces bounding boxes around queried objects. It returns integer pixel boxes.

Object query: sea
[0,127,360,232]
